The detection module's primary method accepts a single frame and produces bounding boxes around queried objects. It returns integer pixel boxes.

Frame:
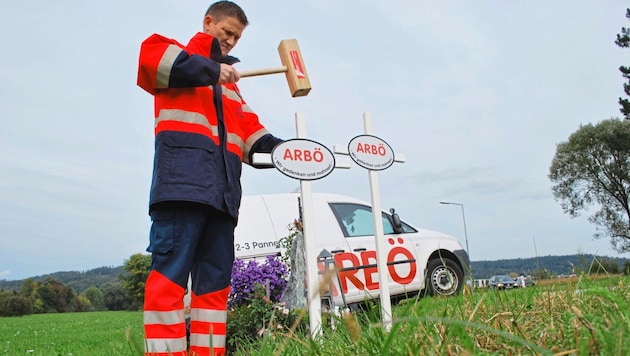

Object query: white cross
[252,112,349,339]
[333,112,405,331]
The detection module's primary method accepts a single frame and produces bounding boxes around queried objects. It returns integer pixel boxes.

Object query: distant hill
[0,266,123,294]
[470,254,629,279]
[1,254,628,293]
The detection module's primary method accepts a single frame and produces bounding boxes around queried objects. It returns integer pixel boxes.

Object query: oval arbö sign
[271,139,335,180]
[348,134,395,171]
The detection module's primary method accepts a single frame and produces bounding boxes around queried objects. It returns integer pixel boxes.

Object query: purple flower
[229,255,289,308]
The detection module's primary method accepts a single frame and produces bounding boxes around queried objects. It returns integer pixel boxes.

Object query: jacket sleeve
[137,33,220,95]
[248,133,284,168]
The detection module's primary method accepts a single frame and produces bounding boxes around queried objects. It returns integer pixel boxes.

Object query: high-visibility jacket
[137,32,282,218]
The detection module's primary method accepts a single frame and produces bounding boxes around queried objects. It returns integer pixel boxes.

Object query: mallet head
[277,39,311,97]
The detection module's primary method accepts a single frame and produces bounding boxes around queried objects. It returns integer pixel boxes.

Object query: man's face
[203,15,245,56]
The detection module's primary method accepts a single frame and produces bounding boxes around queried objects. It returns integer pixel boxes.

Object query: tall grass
[1,275,628,355]
[233,274,630,355]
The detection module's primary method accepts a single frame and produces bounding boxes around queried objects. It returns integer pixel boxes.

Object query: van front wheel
[424,258,464,296]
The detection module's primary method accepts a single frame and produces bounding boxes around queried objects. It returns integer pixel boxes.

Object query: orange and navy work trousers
[143,202,236,356]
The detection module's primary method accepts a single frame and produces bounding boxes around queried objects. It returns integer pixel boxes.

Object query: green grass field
[2,275,629,355]
[0,311,144,355]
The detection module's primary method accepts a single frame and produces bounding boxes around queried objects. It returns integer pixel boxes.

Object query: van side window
[329,203,396,237]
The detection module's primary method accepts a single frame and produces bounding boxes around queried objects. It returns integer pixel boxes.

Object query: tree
[35,283,58,313]
[19,278,37,298]
[616,8,630,120]
[81,286,105,311]
[33,277,82,313]
[119,253,151,310]
[549,118,630,252]
[101,280,130,311]
[0,290,33,317]
[589,257,620,274]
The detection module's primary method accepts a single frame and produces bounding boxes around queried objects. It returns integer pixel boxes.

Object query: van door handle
[330,249,345,254]
[353,247,367,252]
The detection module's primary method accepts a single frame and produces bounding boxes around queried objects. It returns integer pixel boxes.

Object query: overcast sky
[1,1,628,281]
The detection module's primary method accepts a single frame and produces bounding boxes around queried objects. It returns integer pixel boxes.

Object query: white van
[234,193,470,306]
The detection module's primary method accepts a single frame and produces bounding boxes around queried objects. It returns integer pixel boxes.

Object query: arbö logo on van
[317,245,417,295]
[271,139,335,180]
[348,134,394,171]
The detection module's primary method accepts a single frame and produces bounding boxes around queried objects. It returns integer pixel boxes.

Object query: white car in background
[234,193,470,306]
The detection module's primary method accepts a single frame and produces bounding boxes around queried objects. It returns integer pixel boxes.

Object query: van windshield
[329,203,417,237]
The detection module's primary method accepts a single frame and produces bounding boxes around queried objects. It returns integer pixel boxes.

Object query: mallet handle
[239,66,287,78]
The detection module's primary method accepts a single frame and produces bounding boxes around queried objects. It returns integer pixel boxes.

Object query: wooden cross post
[252,112,350,339]
[333,112,406,331]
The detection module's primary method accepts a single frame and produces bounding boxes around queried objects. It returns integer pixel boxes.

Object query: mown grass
[1,275,629,355]
[0,311,144,355]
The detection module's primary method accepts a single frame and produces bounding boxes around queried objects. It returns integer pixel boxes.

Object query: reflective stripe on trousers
[189,287,230,356]
[144,270,187,355]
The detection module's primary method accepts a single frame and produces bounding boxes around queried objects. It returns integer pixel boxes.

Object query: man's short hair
[205,1,248,26]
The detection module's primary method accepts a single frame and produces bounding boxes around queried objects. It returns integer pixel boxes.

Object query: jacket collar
[187,32,240,65]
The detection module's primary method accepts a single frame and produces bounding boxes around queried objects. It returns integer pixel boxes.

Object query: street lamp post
[439,201,470,259]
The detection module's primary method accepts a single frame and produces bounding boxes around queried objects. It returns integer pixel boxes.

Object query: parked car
[488,275,518,289]
[515,275,535,287]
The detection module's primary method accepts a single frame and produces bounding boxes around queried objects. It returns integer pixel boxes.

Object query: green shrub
[226,284,305,354]
[0,293,33,316]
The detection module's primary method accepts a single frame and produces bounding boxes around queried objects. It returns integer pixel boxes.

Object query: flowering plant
[227,255,305,354]
[226,284,305,354]
[228,255,288,308]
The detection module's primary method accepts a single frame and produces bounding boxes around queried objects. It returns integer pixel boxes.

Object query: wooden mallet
[239,39,311,97]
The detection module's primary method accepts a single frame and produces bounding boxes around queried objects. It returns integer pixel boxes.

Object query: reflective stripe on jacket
[137,32,282,218]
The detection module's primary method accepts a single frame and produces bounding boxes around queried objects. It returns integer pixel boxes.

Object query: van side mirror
[389,208,403,234]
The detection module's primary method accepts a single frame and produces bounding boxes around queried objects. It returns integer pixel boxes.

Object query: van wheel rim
[431,266,457,294]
